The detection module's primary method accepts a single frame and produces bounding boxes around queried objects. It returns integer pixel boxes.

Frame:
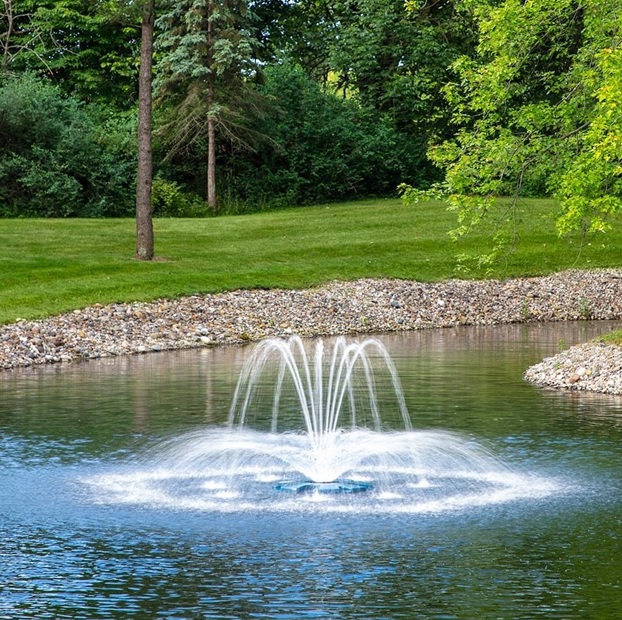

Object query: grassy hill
[1,197,621,325]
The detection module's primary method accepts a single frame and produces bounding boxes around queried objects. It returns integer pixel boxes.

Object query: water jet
[88,335,556,513]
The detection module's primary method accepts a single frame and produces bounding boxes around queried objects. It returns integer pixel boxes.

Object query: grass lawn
[1,197,621,325]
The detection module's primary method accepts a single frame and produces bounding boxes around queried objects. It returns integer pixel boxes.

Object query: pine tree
[155,0,257,211]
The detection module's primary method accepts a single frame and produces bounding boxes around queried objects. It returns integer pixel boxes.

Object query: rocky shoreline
[523,340,622,395]
[2,269,622,394]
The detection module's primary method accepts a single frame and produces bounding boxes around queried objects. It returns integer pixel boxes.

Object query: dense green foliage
[2,197,621,324]
[3,0,140,107]
[222,63,428,209]
[402,0,622,255]
[322,0,476,144]
[0,0,478,217]
[0,73,136,216]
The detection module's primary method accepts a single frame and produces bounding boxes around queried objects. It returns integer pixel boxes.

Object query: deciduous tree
[402,0,622,263]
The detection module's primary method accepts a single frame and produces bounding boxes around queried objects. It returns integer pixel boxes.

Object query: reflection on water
[1,321,622,618]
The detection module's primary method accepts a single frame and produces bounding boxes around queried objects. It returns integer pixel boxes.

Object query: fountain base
[274,479,373,494]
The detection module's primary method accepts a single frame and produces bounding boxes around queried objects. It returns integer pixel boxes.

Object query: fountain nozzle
[273,479,373,494]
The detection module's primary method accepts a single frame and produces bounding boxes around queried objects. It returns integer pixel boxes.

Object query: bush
[0,73,136,217]
[220,63,429,208]
[152,178,209,217]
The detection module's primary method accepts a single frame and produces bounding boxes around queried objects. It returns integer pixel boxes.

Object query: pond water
[2,321,622,619]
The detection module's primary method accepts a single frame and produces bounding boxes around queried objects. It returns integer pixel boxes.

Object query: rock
[1,268,622,396]
[523,340,622,395]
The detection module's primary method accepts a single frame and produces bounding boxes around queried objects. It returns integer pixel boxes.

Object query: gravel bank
[523,341,622,395]
[2,268,622,393]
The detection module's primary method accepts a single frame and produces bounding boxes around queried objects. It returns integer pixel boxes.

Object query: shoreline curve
[2,268,622,394]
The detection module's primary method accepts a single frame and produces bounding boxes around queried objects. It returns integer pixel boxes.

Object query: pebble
[1,268,621,395]
[523,341,622,395]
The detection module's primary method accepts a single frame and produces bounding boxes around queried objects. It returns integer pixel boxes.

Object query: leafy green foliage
[326,0,475,132]
[18,0,614,224]
[244,0,478,200]
[151,177,208,217]
[4,0,140,108]
[0,73,136,216]
[219,63,428,209]
[404,0,622,258]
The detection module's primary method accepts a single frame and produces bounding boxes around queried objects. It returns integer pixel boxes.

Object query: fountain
[87,336,556,513]
[6,323,621,618]
[227,335,412,493]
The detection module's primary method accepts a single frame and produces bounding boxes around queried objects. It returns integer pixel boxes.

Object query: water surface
[2,321,622,618]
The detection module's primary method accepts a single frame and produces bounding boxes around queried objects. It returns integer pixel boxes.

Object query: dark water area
[2,321,622,619]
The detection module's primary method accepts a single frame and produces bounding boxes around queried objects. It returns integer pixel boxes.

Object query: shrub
[152,178,209,217]
[0,73,136,217]
[223,63,429,208]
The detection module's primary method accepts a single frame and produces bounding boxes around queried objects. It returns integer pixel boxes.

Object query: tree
[402,0,622,258]
[74,0,156,257]
[136,0,155,260]
[4,0,140,108]
[155,0,258,211]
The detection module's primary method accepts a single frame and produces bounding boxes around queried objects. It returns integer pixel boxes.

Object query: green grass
[1,197,621,325]
[594,330,622,345]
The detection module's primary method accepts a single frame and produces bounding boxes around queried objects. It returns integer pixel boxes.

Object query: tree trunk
[135,0,155,260]
[206,1,217,212]
[207,109,216,211]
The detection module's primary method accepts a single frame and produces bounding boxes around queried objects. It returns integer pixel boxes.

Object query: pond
[2,321,622,619]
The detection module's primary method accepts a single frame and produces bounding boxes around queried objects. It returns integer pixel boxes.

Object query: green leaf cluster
[4,0,140,107]
[409,0,622,251]
[0,73,137,216]
[219,63,429,209]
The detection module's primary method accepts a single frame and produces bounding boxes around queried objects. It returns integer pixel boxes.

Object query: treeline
[3,0,621,241]
[0,0,475,217]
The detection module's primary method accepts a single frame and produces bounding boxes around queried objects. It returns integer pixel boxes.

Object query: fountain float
[87,336,557,513]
